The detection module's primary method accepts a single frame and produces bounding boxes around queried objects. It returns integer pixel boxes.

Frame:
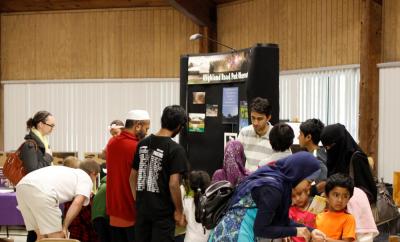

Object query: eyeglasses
[44,123,55,128]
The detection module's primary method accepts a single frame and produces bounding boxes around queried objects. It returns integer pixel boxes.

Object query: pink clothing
[347,187,379,237]
[289,206,316,242]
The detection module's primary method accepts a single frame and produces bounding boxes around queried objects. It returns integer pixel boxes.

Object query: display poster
[188,113,206,133]
[222,87,239,124]
[239,100,249,130]
[224,132,238,147]
[188,50,250,85]
[192,92,206,104]
[206,104,218,117]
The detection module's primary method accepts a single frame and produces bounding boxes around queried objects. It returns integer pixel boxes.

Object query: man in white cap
[106,110,150,242]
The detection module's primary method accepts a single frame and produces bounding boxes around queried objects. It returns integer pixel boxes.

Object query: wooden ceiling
[0,0,237,13]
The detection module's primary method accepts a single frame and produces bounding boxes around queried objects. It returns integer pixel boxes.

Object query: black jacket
[19,131,53,173]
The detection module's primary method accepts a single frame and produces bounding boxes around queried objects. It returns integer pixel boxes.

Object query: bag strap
[16,139,38,155]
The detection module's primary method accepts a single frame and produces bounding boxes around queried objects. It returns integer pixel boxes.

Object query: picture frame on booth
[224,132,237,147]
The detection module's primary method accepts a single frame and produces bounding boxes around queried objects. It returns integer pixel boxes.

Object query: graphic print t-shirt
[133,134,188,217]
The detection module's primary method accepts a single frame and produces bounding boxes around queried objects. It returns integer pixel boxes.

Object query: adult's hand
[296,227,311,241]
[174,210,187,227]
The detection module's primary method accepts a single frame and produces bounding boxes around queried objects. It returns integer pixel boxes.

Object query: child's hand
[296,227,311,241]
[311,229,326,241]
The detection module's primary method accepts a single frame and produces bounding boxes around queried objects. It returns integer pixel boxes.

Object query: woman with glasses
[320,123,377,204]
[21,110,56,242]
[20,110,55,173]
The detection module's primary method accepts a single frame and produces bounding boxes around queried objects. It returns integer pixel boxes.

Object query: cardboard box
[393,171,400,206]
[84,152,105,165]
[0,152,7,167]
[52,152,78,165]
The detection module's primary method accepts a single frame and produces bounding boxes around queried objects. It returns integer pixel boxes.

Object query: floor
[0,226,27,242]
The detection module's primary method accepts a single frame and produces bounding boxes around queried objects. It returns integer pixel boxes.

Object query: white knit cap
[126,110,150,121]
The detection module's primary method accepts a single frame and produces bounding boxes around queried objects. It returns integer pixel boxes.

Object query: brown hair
[79,159,100,175]
[26,111,52,130]
[63,156,80,168]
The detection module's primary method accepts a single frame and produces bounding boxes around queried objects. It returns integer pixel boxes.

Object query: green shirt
[91,176,107,221]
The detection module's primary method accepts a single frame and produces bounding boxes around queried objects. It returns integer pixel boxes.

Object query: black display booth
[179,43,279,176]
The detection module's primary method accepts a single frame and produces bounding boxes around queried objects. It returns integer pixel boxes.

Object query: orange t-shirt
[316,211,356,240]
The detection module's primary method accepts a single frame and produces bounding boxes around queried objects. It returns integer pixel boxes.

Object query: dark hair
[325,173,354,197]
[250,97,272,116]
[161,105,187,131]
[110,120,124,127]
[190,170,211,216]
[125,120,147,129]
[79,159,100,175]
[26,111,52,130]
[300,119,325,145]
[269,123,295,152]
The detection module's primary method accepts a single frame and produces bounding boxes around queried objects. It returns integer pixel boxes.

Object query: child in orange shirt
[289,179,316,242]
[316,173,356,241]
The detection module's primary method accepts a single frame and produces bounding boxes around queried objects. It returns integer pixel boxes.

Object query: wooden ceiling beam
[167,0,216,28]
[167,0,217,53]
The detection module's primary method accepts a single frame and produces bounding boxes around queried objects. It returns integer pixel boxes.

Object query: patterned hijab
[212,141,248,186]
[230,151,320,205]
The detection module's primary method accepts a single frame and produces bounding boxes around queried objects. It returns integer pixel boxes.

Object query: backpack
[3,140,37,186]
[195,180,234,230]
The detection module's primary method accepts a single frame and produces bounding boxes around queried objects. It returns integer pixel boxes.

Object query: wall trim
[1,78,179,85]
[280,64,360,75]
[377,62,400,69]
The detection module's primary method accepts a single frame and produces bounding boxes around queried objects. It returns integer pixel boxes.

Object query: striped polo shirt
[237,124,274,172]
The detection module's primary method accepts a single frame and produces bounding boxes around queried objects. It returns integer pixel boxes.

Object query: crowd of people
[12,97,380,242]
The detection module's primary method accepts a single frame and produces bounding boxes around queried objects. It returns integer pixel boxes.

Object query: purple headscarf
[212,140,249,186]
[230,151,320,206]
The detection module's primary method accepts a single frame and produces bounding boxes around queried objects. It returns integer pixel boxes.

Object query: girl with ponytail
[183,170,211,242]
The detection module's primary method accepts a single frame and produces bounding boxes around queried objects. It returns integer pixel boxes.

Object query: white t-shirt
[183,196,210,242]
[18,166,93,206]
[238,124,274,172]
[258,149,292,167]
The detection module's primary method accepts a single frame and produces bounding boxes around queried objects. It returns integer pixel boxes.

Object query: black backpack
[195,180,234,230]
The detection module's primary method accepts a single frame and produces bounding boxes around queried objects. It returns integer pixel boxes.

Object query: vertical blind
[280,66,360,141]
[3,79,180,159]
[3,68,360,160]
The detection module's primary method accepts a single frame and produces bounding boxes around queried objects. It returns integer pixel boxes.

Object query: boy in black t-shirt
[131,105,188,242]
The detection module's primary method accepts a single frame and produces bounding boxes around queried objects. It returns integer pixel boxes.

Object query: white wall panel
[3,79,179,159]
[378,64,400,182]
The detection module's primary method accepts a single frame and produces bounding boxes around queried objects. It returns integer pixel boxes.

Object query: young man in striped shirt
[237,97,274,172]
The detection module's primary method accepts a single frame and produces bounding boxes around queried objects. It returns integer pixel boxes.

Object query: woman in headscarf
[209,151,326,242]
[320,123,377,203]
[212,140,249,186]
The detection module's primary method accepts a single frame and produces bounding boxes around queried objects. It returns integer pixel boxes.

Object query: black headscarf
[321,123,377,203]
[320,123,361,175]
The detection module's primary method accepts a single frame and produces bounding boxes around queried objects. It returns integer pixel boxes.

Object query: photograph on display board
[222,87,239,124]
[206,104,218,117]
[188,113,205,133]
[224,132,238,147]
[187,50,250,85]
[239,100,249,130]
[192,92,206,104]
